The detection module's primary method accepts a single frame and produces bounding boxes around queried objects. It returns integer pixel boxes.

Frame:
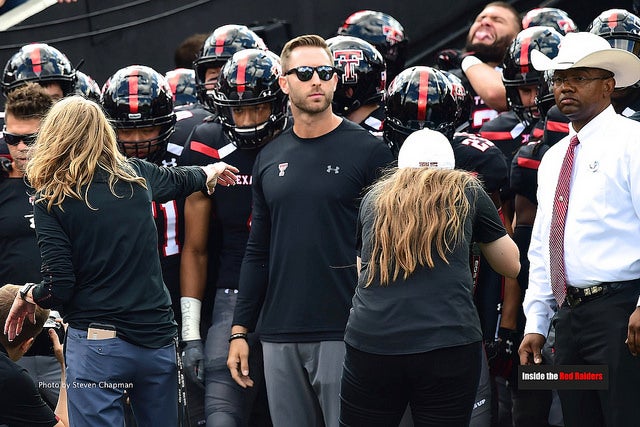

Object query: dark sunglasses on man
[283,65,340,82]
[2,126,38,146]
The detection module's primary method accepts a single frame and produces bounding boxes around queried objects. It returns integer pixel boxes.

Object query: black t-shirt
[233,119,394,342]
[0,350,57,427]
[346,182,506,355]
[31,159,207,348]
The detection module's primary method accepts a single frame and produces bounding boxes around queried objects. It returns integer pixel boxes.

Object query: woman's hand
[201,162,239,194]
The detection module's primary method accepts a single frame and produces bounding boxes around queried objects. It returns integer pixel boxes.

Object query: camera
[43,310,65,344]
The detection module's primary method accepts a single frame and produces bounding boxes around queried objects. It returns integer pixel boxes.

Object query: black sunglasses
[2,127,37,146]
[284,65,338,82]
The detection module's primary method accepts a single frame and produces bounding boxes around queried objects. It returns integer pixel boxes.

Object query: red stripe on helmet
[31,47,42,75]
[168,74,180,102]
[128,69,139,114]
[417,69,429,122]
[215,30,229,56]
[608,12,618,30]
[520,37,531,75]
[236,54,248,94]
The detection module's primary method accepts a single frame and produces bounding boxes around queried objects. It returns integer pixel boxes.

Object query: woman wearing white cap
[339,128,520,426]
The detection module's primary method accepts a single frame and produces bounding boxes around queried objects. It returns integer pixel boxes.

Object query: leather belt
[564,280,638,308]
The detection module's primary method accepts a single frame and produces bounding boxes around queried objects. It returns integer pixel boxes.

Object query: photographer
[0,285,68,427]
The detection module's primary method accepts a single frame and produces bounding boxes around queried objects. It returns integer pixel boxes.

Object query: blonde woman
[3,96,238,426]
[340,129,519,427]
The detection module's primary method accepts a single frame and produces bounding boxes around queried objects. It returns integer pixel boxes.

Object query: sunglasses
[2,127,38,146]
[283,65,339,82]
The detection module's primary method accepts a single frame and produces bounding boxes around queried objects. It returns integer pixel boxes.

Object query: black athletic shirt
[346,183,506,355]
[233,119,394,342]
[31,158,208,348]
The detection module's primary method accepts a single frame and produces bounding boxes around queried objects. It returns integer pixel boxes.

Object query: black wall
[0,0,634,90]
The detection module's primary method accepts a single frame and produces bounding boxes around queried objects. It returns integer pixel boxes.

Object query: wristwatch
[19,283,36,302]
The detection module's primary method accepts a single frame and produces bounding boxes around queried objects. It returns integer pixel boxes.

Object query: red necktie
[549,135,580,306]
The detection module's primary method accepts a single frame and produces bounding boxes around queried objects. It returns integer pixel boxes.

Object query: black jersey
[179,120,257,290]
[478,110,542,164]
[448,68,499,132]
[451,132,508,194]
[168,103,211,154]
[233,119,394,342]
[542,106,570,147]
[510,142,551,206]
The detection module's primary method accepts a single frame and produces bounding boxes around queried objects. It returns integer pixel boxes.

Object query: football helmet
[522,8,578,35]
[165,68,198,106]
[441,71,472,132]
[101,65,176,163]
[74,71,101,103]
[337,10,408,82]
[213,49,287,149]
[326,35,386,116]
[194,25,267,110]
[2,43,76,96]
[383,66,458,157]
[503,26,563,124]
[588,9,640,58]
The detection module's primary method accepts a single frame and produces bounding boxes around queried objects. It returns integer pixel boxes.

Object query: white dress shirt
[524,105,640,336]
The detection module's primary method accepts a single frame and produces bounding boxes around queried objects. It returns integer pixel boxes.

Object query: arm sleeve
[363,141,394,185]
[32,201,75,308]
[131,158,207,203]
[232,156,270,331]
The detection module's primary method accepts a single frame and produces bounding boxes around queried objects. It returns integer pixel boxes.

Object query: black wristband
[228,332,248,343]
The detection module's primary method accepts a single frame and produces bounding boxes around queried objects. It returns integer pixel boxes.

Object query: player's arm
[462,60,508,112]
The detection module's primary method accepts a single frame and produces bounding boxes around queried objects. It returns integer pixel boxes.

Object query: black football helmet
[441,71,472,132]
[165,68,198,106]
[2,43,76,96]
[522,8,578,35]
[383,66,458,157]
[194,25,267,111]
[213,49,287,149]
[101,65,176,163]
[588,9,640,58]
[337,10,408,83]
[74,71,101,103]
[326,35,386,116]
[503,26,563,124]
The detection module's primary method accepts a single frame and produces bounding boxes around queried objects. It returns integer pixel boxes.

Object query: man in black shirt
[227,35,393,427]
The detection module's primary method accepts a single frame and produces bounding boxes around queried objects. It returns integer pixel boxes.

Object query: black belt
[565,279,640,308]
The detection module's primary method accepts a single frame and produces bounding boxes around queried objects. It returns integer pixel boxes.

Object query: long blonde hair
[26,96,146,211]
[365,167,479,286]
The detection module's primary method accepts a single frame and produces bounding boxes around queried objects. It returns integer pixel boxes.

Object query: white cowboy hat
[397,128,455,170]
[531,31,640,88]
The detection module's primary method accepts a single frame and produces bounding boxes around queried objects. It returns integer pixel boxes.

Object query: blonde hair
[26,96,146,211]
[365,167,479,286]
[280,34,332,71]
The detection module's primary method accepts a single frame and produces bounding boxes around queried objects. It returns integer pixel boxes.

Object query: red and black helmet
[74,71,101,103]
[194,25,267,111]
[2,43,76,96]
[165,68,198,106]
[383,66,458,157]
[588,9,640,58]
[522,8,578,35]
[101,65,176,163]
[326,35,386,116]
[503,26,563,123]
[441,71,472,132]
[337,10,407,82]
[213,49,288,149]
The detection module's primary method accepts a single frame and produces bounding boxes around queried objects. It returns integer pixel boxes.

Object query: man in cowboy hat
[518,31,640,426]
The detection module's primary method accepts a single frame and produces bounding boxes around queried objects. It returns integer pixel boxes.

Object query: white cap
[397,128,455,169]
